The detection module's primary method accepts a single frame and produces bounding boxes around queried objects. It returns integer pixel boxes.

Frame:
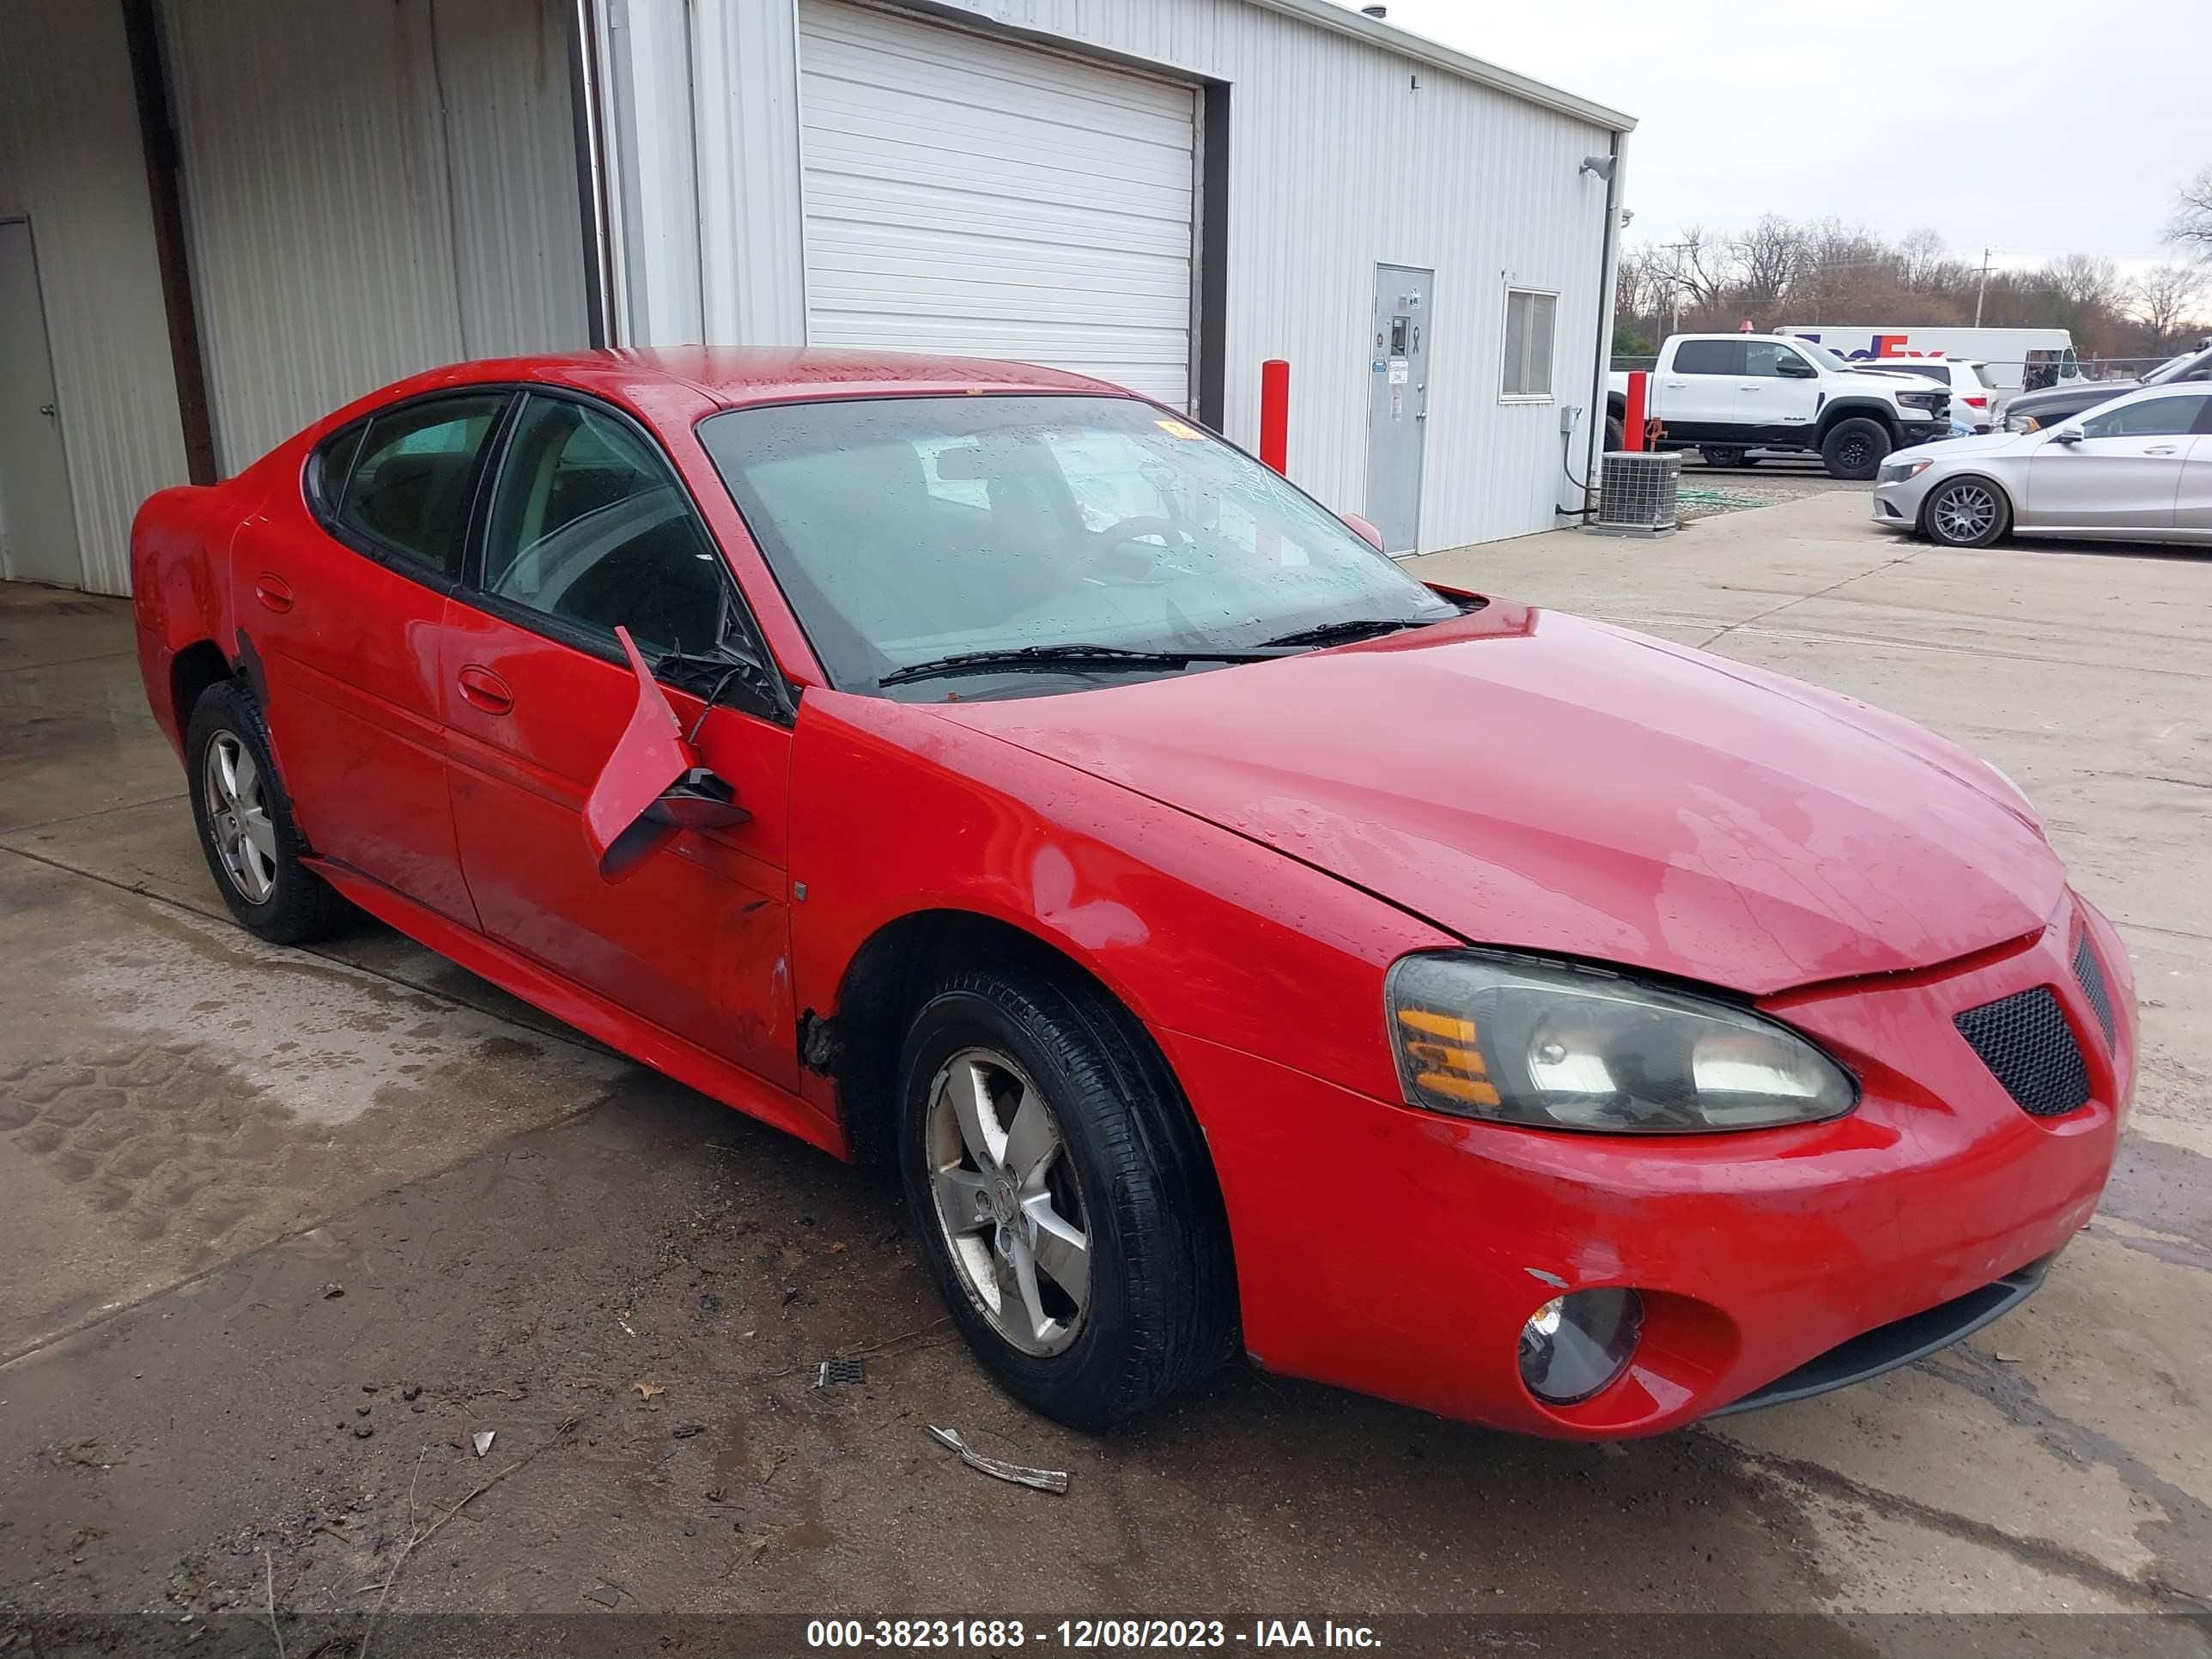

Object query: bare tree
[2168,166,2212,260]
[1730,215,1806,315]
[2128,264,2209,346]
[2043,253,2120,310]
[1649,226,1737,313]
[1895,228,1951,290]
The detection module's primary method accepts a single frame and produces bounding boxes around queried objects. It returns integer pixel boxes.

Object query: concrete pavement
[1,492,2207,1645]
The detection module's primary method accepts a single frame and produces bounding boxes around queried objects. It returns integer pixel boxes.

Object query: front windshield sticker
[1153,418,1203,440]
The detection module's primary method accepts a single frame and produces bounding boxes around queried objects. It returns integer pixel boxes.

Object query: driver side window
[479,395,728,656]
[2080,394,2210,441]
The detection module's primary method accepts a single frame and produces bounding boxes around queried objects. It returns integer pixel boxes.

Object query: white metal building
[0,0,1632,596]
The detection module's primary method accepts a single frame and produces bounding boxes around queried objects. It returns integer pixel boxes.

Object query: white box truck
[1778,326,2080,397]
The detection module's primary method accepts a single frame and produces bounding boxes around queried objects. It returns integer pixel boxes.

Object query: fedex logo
[1791,331,1948,362]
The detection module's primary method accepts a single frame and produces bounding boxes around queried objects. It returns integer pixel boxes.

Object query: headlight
[1386,952,1858,1133]
[1877,459,1934,483]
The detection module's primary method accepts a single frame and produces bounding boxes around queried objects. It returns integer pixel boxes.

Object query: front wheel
[896,970,1236,1430]
[1699,445,1748,469]
[1920,477,2011,548]
[1820,417,1893,481]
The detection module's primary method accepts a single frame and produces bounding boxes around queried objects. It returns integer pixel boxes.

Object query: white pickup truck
[1607,333,1954,479]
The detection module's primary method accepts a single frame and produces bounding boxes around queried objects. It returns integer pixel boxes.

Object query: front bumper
[1166,896,2133,1438]
[1870,470,1941,530]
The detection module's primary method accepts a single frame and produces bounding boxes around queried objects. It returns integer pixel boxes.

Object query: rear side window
[1672,339,1741,376]
[336,395,506,574]
[1884,362,1950,385]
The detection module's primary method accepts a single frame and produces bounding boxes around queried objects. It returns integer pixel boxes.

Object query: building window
[1500,289,1558,400]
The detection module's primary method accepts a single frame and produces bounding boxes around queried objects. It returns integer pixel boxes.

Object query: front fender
[786,689,1453,1109]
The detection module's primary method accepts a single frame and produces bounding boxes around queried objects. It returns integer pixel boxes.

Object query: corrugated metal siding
[163,0,588,475]
[798,0,1195,407]
[0,0,191,595]
[672,0,1618,550]
[693,0,807,345]
[436,0,592,359]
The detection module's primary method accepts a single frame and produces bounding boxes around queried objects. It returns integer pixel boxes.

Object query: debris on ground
[926,1427,1069,1495]
[471,1431,495,1458]
[319,1284,344,1299]
[816,1358,866,1389]
[672,1424,704,1439]
[631,1381,665,1400]
[583,1583,623,1608]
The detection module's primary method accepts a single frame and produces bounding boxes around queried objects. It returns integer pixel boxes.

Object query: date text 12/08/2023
[805,1620,1382,1650]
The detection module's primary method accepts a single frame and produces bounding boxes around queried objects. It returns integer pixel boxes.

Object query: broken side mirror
[1340,511,1387,552]
[582,626,751,883]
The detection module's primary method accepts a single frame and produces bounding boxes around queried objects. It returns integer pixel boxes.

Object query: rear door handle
[253,574,294,612]
[457,665,514,715]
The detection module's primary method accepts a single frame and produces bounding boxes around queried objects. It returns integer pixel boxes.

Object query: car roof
[453,347,1133,410]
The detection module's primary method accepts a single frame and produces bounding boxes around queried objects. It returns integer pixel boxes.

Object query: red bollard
[1260,359,1290,474]
[1622,370,1648,452]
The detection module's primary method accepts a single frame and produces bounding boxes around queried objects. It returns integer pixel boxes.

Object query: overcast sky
[1348,0,2203,276]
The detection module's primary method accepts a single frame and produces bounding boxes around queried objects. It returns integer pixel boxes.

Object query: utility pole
[1974,247,1992,327]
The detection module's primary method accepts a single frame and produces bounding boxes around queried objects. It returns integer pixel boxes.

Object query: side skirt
[304,855,847,1159]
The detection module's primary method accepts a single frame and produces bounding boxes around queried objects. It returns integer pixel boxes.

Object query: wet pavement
[1,501,2208,1650]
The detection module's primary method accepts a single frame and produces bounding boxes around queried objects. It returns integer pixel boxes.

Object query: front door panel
[2025,439,2185,530]
[1365,264,1434,555]
[440,606,799,1090]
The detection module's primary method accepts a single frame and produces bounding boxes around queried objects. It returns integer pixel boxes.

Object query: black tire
[1699,445,1748,469]
[1918,475,2012,549]
[896,969,1236,1430]
[184,678,352,945]
[1820,416,1893,481]
[1605,413,1626,451]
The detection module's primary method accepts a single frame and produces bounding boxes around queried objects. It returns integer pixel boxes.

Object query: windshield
[698,394,1457,700]
[2145,349,2212,385]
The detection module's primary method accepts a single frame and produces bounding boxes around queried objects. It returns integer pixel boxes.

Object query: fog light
[1518,1287,1643,1405]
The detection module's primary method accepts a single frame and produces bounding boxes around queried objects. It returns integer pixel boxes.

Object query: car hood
[1900,431,2027,463]
[2011,380,2132,416]
[935,605,2064,995]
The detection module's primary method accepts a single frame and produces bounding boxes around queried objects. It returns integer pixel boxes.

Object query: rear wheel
[1920,476,2011,548]
[897,969,1236,1429]
[1820,417,1893,481]
[1605,413,1626,451]
[1699,445,1748,469]
[185,679,352,945]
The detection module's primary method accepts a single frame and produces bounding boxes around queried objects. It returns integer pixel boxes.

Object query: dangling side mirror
[582,626,750,883]
[1340,511,1388,552]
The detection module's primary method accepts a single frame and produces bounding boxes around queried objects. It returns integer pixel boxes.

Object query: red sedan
[131,350,2132,1437]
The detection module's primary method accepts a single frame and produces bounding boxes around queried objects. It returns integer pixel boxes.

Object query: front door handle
[2145,444,2180,455]
[253,574,295,613]
[457,665,514,715]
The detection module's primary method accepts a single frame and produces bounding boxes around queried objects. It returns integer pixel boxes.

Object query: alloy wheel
[925,1046,1091,1355]
[202,731,278,904]
[1932,483,1998,544]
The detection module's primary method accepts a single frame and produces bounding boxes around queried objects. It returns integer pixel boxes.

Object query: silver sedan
[1871,382,2212,548]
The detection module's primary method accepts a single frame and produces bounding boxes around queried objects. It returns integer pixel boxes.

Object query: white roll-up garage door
[799,0,1198,408]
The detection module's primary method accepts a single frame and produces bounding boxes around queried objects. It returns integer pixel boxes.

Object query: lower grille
[2072,933,2117,1050]
[1954,986,2090,1118]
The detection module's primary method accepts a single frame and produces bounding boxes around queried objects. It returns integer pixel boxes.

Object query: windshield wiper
[1257,616,1427,649]
[878,642,1281,688]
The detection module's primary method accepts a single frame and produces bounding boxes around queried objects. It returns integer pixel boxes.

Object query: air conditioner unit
[1588,451,1681,537]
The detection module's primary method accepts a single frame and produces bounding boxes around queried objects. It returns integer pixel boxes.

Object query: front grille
[1954,987,2090,1118]
[2071,933,2117,1050]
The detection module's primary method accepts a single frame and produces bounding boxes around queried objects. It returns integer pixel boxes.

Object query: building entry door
[1365,264,1433,556]
[0,218,83,588]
